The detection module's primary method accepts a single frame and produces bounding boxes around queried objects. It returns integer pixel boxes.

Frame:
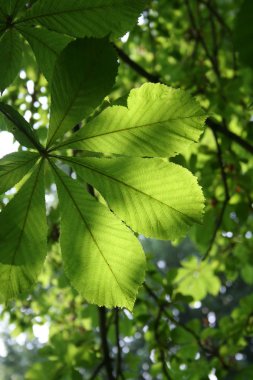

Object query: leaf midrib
[54,113,205,151]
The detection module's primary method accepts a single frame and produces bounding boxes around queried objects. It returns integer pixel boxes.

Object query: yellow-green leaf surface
[18,0,144,38]
[17,26,72,82]
[0,28,23,92]
[174,257,221,301]
[0,161,47,302]
[55,83,206,157]
[52,163,146,310]
[0,151,38,194]
[47,38,118,147]
[62,156,204,240]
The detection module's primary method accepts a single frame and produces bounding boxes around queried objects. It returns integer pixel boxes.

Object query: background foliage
[0,0,253,379]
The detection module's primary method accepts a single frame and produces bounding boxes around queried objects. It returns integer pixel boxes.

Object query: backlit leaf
[0,102,43,150]
[0,160,47,302]
[19,0,145,38]
[47,38,118,147]
[0,28,23,92]
[62,156,204,240]
[0,151,38,193]
[55,83,206,157]
[17,26,72,82]
[52,163,146,310]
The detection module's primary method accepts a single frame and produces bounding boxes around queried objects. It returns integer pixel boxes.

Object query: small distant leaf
[52,163,146,310]
[17,26,72,82]
[47,38,118,147]
[55,83,206,157]
[0,151,38,193]
[19,0,145,38]
[0,161,47,302]
[235,0,253,68]
[63,156,204,240]
[174,257,221,301]
[0,103,43,150]
[0,28,23,92]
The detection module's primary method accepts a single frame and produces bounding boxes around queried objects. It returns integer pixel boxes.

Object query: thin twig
[144,283,231,370]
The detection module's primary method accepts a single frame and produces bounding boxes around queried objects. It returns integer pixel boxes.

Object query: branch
[115,309,125,380]
[98,307,116,380]
[207,119,253,155]
[114,45,160,83]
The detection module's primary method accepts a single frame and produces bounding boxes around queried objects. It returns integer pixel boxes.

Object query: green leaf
[61,156,204,240]
[0,151,38,193]
[55,83,206,157]
[0,160,47,302]
[0,0,27,16]
[235,0,253,68]
[0,28,23,92]
[51,163,146,310]
[0,103,44,150]
[17,26,72,82]
[174,256,221,301]
[47,38,118,147]
[19,0,145,38]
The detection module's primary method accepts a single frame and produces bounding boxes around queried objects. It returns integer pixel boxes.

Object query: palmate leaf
[174,257,221,301]
[0,151,38,193]
[51,163,145,311]
[46,38,118,147]
[62,156,204,240]
[17,26,72,82]
[0,28,23,92]
[55,83,206,157]
[18,0,145,38]
[0,160,47,302]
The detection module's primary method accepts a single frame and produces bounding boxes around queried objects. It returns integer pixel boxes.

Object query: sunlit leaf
[0,160,47,301]
[47,38,118,147]
[55,83,206,157]
[62,156,204,240]
[0,151,38,193]
[0,28,23,92]
[174,256,221,301]
[52,163,146,310]
[0,102,43,150]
